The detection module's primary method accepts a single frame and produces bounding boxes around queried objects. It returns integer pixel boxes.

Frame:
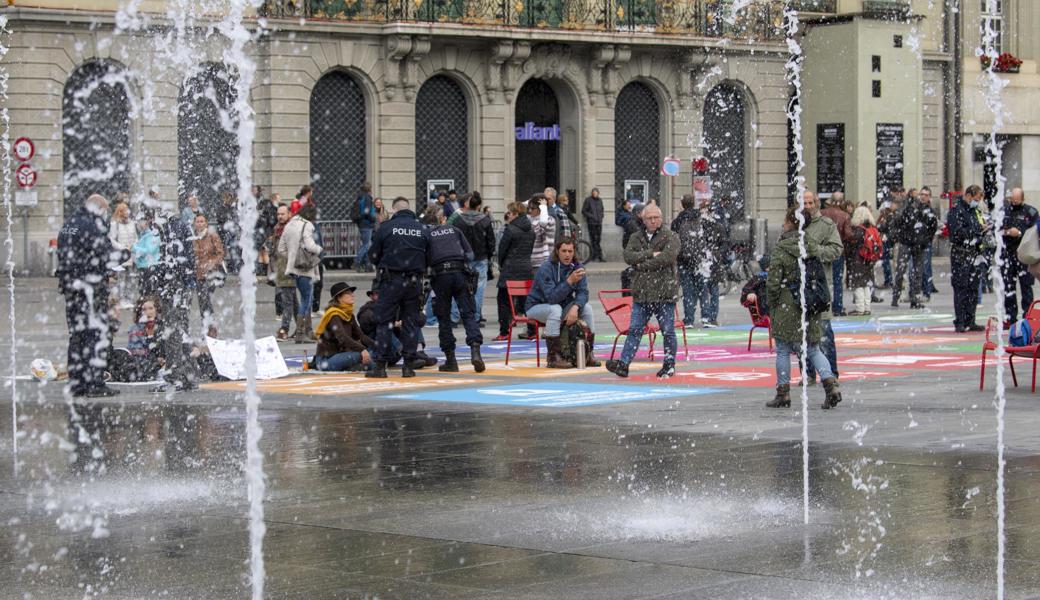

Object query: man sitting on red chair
[525,238,597,368]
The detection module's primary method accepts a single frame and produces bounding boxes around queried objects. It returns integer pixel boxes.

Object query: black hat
[367,278,380,298]
[329,282,356,301]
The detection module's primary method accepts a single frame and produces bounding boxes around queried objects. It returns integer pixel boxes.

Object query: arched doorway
[310,71,367,220]
[62,61,132,216]
[615,81,661,208]
[415,75,468,212]
[515,79,559,201]
[703,83,750,222]
[178,63,239,216]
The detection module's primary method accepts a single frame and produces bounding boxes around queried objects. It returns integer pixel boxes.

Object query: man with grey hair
[58,194,123,397]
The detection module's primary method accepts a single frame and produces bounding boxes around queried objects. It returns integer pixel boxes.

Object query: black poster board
[816,123,845,197]
[876,123,904,200]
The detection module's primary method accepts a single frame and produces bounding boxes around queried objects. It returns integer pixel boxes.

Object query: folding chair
[981,300,1040,392]
[598,289,688,361]
[504,279,542,366]
[745,297,773,352]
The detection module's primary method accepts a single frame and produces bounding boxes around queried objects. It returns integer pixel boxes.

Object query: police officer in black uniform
[426,208,485,373]
[57,193,121,397]
[367,197,431,378]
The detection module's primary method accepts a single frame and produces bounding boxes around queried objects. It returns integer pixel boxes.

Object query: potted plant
[980,52,1023,73]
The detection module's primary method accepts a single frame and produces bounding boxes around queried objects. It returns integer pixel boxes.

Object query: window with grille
[178,63,239,217]
[614,82,660,209]
[980,0,1003,54]
[415,75,468,212]
[62,61,131,217]
[703,83,748,222]
[310,72,367,221]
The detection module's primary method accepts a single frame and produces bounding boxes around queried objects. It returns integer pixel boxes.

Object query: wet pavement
[3,268,1040,599]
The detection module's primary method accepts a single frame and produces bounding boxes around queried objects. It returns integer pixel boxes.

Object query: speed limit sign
[13,137,35,162]
[15,164,37,189]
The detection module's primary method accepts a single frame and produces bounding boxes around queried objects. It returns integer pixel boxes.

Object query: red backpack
[859,225,883,262]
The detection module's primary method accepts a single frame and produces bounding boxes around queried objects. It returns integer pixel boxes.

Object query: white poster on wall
[205,336,290,381]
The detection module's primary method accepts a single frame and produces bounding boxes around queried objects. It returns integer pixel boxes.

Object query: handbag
[1017,222,1040,265]
[293,222,322,271]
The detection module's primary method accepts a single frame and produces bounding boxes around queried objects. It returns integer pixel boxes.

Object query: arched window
[310,71,367,220]
[415,75,468,211]
[62,61,131,216]
[614,82,660,207]
[178,63,239,216]
[703,83,749,222]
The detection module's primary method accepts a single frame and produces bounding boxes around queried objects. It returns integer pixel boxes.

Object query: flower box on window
[981,52,1023,73]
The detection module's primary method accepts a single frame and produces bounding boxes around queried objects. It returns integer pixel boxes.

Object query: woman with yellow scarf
[313,282,375,371]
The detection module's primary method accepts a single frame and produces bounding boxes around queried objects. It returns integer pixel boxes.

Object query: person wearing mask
[58,193,123,398]
[821,192,853,316]
[494,202,535,341]
[354,182,377,273]
[765,206,842,410]
[803,190,845,382]
[427,207,485,373]
[279,203,323,343]
[181,194,201,226]
[453,193,497,325]
[606,204,680,379]
[271,204,298,341]
[947,185,987,332]
[845,205,879,316]
[525,239,597,368]
[367,197,431,378]
[312,283,374,372]
[108,199,138,309]
[191,214,225,339]
[1000,187,1037,323]
[890,186,938,309]
[582,187,605,262]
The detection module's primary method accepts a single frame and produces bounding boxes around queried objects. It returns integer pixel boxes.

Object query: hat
[329,282,356,301]
[367,278,380,298]
[758,255,771,272]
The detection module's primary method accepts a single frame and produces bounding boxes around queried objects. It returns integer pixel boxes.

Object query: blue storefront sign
[386,382,724,407]
[515,122,560,142]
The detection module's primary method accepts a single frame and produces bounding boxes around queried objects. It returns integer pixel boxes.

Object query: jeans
[831,256,845,314]
[805,320,838,380]
[357,227,373,269]
[924,245,936,294]
[619,302,676,365]
[678,265,698,326]
[470,259,488,321]
[196,279,216,332]
[294,275,313,317]
[425,290,460,325]
[893,244,926,303]
[776,340,833,386]
[317,351,364,371]
[881,240,893,286]
[277,287,297,331]
[526,303,596,337]
[692,273,719,323]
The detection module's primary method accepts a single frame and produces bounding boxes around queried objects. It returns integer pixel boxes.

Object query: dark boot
[306,314,318,341]
[439,351,459,372]
[605,359,629,378]
[402,362,416,378]
[293,316,306,343]
[366,361,387,378]
[585,333,600,367]
[470,344,485,373]
[656,360,675,379]
[545,336,572,368]
[766,384,791,408]
[821,377,842,409]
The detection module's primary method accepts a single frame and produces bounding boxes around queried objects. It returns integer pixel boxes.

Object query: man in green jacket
[803,191,844,381]
[765,206,842,409]
[606,204,681,379]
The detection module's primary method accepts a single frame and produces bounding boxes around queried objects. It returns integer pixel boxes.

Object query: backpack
[859,225,883,262]
[1010,318,1033,347]
[786,256,831,317]
[350,195,366,224]
[558,318,594,367]
[677,217,700,264]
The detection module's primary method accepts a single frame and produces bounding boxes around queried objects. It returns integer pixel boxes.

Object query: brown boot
[821,378,842,409]
[276,328,289,342]
[293,316,306,343]
[585,332,600,367]
[766,384,791,408]
[545,336,573,368]
[306,314,319,341]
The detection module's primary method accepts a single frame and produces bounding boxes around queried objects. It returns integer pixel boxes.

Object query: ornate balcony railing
[260,0,836,38]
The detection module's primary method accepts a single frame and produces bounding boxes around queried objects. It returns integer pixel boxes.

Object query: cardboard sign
[205,336,289,380]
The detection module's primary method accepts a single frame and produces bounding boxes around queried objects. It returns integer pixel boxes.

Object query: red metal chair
[504,279,542,366]
[745,297,773,352]
[980,300,1040,392]
[598,289,688,361]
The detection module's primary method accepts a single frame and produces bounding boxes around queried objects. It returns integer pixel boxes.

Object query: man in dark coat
[1001,187,1038,322]
[57,194,122,397]
[947,185,987,332]
[154,200,200,392]
[494,202,535,341]
[891,187,938,309]
[581,188,605,262]
[453,193,497,324]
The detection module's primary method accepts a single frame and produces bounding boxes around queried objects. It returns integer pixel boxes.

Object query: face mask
[970,200,979,209]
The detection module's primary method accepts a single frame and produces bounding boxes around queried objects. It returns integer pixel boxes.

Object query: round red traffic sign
[15,164,37,189]
[13,137,35,162]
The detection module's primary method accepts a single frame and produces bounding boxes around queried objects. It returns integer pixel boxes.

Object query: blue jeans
[805,320,838,380]
[692,274,719,322]
[425,290,460,325]
[678,265,698,326]
[471,259,488,321]
[357,227,374,268]
[526,303,596,337]
[775,340,833,386]
[619,302,676,365]
[294,275,313,317]
[881,240,893,286]
[924,245,935,295]
[317,351,364,371]
[831,256,845,314]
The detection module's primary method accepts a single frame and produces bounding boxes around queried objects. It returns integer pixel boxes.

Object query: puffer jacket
[497,215,535,288]
[766,231,822,344]
[623,227,680,304]
[278,215,322,279]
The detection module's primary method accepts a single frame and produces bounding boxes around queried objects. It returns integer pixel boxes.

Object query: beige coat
[278,216,322,279]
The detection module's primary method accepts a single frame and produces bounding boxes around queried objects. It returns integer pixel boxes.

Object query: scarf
[315,305,354,337]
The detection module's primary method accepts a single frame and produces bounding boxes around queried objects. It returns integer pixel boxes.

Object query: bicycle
[570,222,593,264]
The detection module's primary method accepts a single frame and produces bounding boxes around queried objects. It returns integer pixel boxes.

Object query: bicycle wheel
[576,240,592,264]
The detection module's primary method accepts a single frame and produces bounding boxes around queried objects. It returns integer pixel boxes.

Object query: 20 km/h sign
[15,164,37,189]
[13,137,35,162]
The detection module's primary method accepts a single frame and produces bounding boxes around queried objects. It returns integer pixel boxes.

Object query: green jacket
[804,212,844,321]
[272,233,295,288]
[623,226,680,303]
[766,231,822,344]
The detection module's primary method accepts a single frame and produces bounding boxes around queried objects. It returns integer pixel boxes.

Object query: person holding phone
[525,238,597,368]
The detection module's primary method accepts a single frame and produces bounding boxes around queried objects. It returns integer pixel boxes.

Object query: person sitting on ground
[313,282,374,372]
[110,296,164,382]
[740,255,771,317]
[765,206,842,410]
[525,238,599,368]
